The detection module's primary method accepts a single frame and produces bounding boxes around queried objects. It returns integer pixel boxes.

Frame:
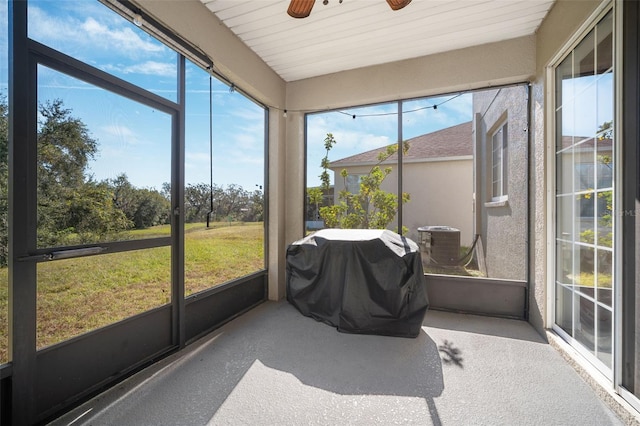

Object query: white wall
[332,159,473,246]
[287,35,536,111]
[403,160,474,246]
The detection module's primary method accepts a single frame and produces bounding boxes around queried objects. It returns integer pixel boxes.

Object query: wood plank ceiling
[200,0,555,82]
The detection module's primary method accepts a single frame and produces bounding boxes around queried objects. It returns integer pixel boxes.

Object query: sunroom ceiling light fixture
[287,0,411,18]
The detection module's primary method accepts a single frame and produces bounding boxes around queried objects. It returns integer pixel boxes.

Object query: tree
[184,182,211,223]
[110,174,170,228]
[307,186,323,220]
[36,100,135,246]
[318,133,410,232]
[131,188,171,228]
[38,100,97,191]
[216,183,247,220]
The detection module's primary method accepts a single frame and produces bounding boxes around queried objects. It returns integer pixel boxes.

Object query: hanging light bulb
[132,13,143,27]
[283,109,288,118]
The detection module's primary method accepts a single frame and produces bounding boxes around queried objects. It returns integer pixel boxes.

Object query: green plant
[307,186,324,220]
[317,133,409,231]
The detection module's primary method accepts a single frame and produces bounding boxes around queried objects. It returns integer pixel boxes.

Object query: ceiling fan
[287,0,412,19]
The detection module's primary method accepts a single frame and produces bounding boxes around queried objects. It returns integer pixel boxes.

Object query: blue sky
[2,0,265,191]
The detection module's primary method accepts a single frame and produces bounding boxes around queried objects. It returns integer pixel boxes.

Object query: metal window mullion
[616,0,631,398]
[570,52,578,336]
[397,101,403,233]
[172,54,186,348]
[8,0,38,423]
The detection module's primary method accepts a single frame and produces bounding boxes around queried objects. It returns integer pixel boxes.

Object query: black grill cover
[286,229,429,338]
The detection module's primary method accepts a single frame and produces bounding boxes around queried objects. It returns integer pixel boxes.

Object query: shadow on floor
[55,301,445,425]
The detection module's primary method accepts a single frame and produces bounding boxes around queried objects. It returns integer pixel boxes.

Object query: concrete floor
[52,301,624,426]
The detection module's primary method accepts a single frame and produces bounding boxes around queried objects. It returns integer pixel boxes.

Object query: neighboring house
[327,86,536,282]
[329,122,474,246]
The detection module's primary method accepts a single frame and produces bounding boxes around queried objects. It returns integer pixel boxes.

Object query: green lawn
[0,222,264,363]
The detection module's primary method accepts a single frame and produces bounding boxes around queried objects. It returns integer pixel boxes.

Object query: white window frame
[490,122,508,202]
[545,1,638,411]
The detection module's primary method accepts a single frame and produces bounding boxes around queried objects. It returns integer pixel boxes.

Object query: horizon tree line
[0,96,263,267]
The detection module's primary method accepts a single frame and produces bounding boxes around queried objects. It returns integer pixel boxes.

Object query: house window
[491,122,508,201]
[345,174,364,194]
[553,8,613,376]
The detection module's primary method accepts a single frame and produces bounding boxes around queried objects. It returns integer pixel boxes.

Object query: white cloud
[105,61,176,78]
[28,5,166,59]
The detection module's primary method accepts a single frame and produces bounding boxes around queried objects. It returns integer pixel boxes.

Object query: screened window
[306,86,528,281]
[183,60,266,297]
[6,0,268,421]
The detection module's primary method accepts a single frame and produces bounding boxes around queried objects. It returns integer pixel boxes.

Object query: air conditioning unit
[417,226,461,267]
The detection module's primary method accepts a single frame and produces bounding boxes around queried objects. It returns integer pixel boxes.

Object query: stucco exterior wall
[473,86,529,281]
[332,159,473,246]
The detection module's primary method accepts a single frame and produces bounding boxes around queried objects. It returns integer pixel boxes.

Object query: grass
[424,245,483,277]
[0,221,264,363]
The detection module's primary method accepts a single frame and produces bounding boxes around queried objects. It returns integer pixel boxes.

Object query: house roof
[330,121,472,168]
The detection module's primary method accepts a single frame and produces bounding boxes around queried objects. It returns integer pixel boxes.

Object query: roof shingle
[330,121,472,168]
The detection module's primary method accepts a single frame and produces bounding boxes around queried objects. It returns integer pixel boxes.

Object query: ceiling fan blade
[386,0,412,11]
[288,0,316,18]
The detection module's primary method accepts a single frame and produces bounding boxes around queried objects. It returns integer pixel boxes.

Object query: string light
[203,60,463,119]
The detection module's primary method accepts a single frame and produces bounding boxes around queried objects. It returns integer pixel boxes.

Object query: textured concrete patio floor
[51,301,623,425]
